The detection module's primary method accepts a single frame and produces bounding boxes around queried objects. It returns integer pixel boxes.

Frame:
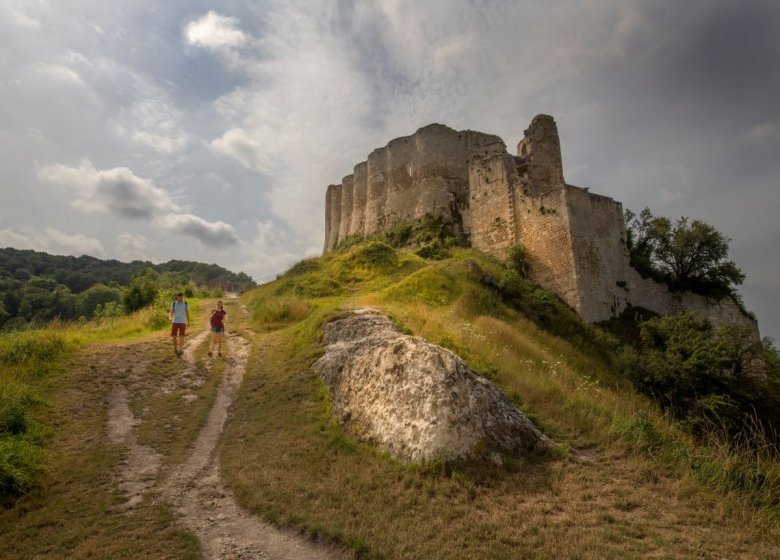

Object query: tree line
[0,248,255,328]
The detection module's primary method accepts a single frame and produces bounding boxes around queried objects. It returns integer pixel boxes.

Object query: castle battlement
[323,115,757,333]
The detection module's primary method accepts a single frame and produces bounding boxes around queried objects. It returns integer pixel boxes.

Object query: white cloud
[743,122,778,145]
[243,221,301,280]
[113,95,189,154]
[157,213,240,247]
[0,226,104,257]
[39,160,176,219]
[116,232,150,261]
[210,128,269,173]
[36,63,84,85]
[185,11,248,52]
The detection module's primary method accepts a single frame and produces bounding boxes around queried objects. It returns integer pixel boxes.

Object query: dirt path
[106,301,347,559]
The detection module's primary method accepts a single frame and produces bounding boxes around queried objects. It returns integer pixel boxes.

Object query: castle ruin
[323,115,756,331]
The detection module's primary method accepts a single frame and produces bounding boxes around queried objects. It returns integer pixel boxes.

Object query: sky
[0,0,778,340]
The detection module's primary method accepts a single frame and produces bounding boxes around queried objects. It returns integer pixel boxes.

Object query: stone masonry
[323,115,757,332]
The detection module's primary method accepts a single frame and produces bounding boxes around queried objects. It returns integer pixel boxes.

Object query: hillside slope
[0,241,777,559]
[222,241,779,559]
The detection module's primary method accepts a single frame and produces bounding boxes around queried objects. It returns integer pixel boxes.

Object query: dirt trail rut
[106,301,347,559]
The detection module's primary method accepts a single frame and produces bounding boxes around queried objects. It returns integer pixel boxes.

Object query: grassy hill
[0,238,778,559]
[222,240,779,558]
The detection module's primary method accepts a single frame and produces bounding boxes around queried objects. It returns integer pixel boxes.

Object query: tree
[77,284,123,318]
[121,269,159,312]
[625,208,744,297]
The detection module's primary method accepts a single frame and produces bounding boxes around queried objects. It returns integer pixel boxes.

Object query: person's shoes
[208,351,212,357]
[218,352,222,357]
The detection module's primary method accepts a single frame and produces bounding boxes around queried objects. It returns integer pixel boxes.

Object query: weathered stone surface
[312,309,554,462]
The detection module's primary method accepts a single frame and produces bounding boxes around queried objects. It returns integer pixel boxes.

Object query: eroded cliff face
[322,115,759,335]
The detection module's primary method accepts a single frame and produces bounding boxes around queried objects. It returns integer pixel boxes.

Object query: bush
[415,242,451,260]
[506,244,531,278]
[384,223,413,247]
[623,311,776,440]
[122,269,159,312]
[0,436,45,501]
[93,301,125,320]
[349,242,399,271]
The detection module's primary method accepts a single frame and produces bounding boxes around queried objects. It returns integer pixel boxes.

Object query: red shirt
[210,309,226,328]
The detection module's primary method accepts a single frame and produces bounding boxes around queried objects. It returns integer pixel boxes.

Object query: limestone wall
[326,124,505,248]
[514,186,582,315]
[565,186,632,322]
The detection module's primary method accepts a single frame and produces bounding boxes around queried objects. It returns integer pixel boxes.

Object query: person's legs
[208,330,215,357]
[171,323,179,354]
[217,332,223,356]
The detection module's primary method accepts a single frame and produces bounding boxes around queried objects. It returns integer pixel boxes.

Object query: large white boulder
[313,309,554,462]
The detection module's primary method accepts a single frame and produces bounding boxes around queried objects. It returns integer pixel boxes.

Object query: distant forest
[0,247,255,328]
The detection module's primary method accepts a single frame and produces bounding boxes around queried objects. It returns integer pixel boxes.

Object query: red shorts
[171,323,187,337]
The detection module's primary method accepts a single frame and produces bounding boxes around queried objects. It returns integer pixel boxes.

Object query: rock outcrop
[312,309,554,462]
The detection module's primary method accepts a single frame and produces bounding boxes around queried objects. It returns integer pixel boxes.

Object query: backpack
[171,300,188,311]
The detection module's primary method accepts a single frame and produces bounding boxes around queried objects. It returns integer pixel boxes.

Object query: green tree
[121,268,159,312]
[625,208,744,297]
[77,284,123,318]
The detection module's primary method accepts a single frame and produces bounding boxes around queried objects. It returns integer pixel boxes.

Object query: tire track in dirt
[105,295,346,559]
[106,383,162,511]
[160,328,346,560]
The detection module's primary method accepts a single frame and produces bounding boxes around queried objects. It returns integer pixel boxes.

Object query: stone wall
[323,124,508,250]
[322,114,758,334]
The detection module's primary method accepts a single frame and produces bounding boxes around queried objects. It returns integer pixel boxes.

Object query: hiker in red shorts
[169,292,190,356]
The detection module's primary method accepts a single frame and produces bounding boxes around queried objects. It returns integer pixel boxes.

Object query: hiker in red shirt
[208,301,227,357]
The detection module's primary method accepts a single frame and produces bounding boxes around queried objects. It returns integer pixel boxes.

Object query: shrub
[506,244,531,278]
[122,270,159,312]
[349,241,399,271]
[0,436,45,501]
[93,301,125,320]
[384,223,413,247]
[623,311,776,440]
[415,242,451,260]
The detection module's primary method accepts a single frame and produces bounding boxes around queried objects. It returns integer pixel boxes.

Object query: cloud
[0,226,104,257]
[36,63,84,85]
[743,122,778,145]
[116,232,150,261]
[112,94,189,154]
[39,160,176,219]
[157,213,240,248]
[242,221,301,280]
[184,11,248,52]
[210,128,269,173]
[39,161,241,248]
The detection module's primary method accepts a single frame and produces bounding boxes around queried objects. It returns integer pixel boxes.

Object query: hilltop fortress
[323,115,756,331]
